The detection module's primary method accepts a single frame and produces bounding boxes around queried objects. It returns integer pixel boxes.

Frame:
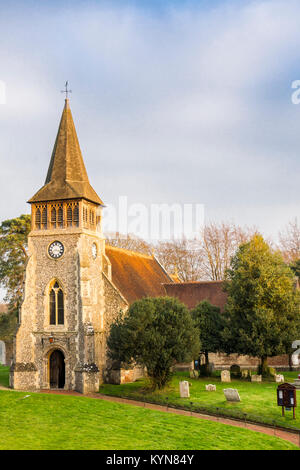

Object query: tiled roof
[28,99,103,205]
[105,245,173,304]
[163,281,227,311]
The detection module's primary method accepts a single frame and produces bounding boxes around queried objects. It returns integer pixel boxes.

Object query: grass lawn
[0,389,298,450]
[0,365,9,387]
[99,371,300,431]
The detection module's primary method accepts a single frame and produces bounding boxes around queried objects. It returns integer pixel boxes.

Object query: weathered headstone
[206,384,216,391]
[293,378,300,390]
[223,388,241,402]
[221,370,231,382]
[0,341,5,365]
[251,374,262,382]
[179,380,190,398]
[241,369,249,379]
[189,370,199,379]
[275,374,284,383]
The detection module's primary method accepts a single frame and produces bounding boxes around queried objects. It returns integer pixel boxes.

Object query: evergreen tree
[223,235,300,376]
[191,300,224,374]
[107,296,200,389]
[0,214,31,313]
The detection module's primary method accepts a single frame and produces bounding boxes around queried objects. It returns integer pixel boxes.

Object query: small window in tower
[35,208,41,230]
[67,206,72,227]
[51,207,56,228]
[90,210,95,226]
[57,290,64,324]
[49,280,64,325]
[42,207,47,229]
[73,204,79,227]
[49,289,56,325]
[58,207,63,228]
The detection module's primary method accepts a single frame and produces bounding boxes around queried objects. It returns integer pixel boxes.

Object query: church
[10,98,173,393]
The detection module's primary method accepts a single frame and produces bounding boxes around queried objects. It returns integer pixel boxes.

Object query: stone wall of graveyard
[208,352,291,370]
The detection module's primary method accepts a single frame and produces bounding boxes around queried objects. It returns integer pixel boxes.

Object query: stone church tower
[11,98,107,393]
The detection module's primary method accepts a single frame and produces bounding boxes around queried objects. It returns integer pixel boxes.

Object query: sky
[1,0,300,245]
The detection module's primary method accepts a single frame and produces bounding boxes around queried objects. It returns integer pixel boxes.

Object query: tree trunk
[205,350,209,366]
[260,356,269,376]
[288,353,293,371]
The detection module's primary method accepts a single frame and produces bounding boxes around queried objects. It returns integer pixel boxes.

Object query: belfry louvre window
[49,281,64,325]
[73,205,79,227]
[51,207,56,228]
[67,206,73,227]
[58,206,63,227]
[42,208,47,229]
[35,209,41,229]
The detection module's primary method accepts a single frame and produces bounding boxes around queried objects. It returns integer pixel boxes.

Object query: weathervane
[61,80,72,99]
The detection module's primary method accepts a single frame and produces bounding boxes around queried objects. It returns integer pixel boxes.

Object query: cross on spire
[61,80,72,99]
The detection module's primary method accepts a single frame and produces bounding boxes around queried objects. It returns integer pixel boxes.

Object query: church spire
[29,98,103,206]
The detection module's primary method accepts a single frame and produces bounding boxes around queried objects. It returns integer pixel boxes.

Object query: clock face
[92,243,97,259]
[48,241,64,259]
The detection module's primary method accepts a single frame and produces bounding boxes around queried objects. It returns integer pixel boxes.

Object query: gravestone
[241,369,249,379]
[292,378,300,389]
[179,381,190,398]
[206,384,216,391]
[0,341,5,365]
[275,374,284,383]
[251,374,262,382]
[221,370,231,382]
[223,388,241,402]
[190,370,199,379]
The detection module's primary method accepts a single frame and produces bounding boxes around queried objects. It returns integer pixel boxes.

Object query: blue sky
[1,0,300,244]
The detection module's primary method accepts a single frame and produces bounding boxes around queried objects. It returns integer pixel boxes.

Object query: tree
[290,259,300,278]
[278,218,300,263]
[105,232,152,255]
[155,238,203,281]
[191,300,224,374]
[223,234,300,376]
[107,296,200,389]
[0,215,31,313]
[201,221,256,280]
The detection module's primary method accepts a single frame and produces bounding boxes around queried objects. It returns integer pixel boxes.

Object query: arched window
[35,208,41,229]
[49,281,64,325]
[67,206,72,227]
[58,207,63,228]
[51,207,57,228]
[73,205,79,227]
[42,207,47,229]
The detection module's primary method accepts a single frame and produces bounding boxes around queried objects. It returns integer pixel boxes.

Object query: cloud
[1,0,300,249]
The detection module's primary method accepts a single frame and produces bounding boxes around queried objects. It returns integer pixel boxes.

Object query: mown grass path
[0,366,299,450]
[0,389,298,450]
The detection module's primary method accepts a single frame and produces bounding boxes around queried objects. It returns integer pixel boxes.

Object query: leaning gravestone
[206,384,216,391]
[179,381,190,398]
[221,370,231,382]
[189,370,199,379]
[251,374,262,382]
[275,374,284,383]
[223,388,241,402]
